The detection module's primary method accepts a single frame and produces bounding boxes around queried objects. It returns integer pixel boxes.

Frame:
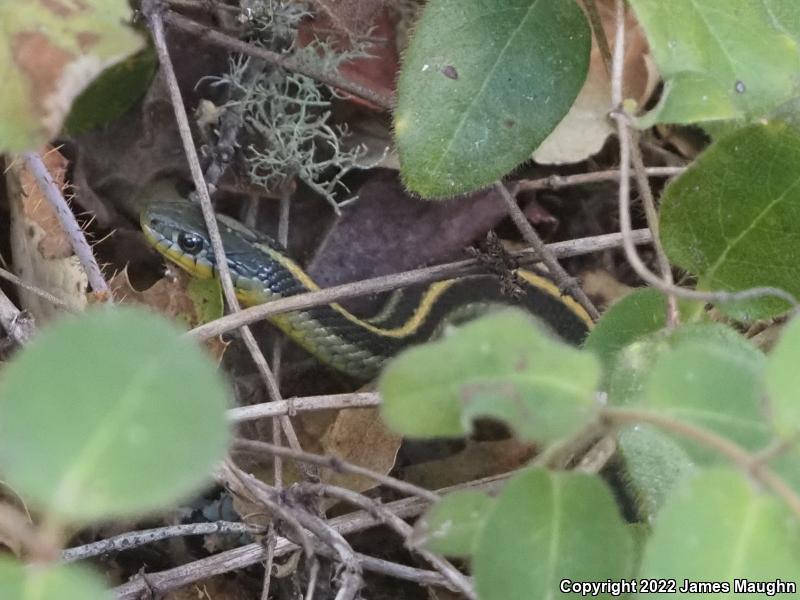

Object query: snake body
[141,201,593,380]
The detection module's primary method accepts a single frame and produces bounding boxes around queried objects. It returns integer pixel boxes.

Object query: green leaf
[379,309,600,443]
[618,425,695,522]
[0,307,230,522]
[412,490,493,557]
[584,288,702,373]
[394,0,590,198]
[640,326,770,462]
[63,45,156,135]
[0,0,144,151]
[474,468,632,600]
[0,557,110,600]
[629,0,800,126]
[770,447,800,496]
[660,123,800,320]
[607,322,741,406]
[765,317,800,438]
[188,277,224,324]
[640,468,800,589]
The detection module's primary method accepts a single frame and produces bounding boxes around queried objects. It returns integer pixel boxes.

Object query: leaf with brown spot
[0,0,143,151]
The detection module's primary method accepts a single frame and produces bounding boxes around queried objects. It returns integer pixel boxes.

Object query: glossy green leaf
[0,307,230,522]
[629,0,800,126]
[412,490,493,557]
[474,468,632,600]
[607,322,742,406]
[766,317,800,438]
[64,45,156,135]
[379,309,600,443]
[660,123,800,320]
[640,468,800,589]
[640,326,770,462]
[769,447,800,497]
[618,425,695,522]
[584,288,698,372]
[0,0,144,151]
[0,558,110,600]
[394,0,590,198]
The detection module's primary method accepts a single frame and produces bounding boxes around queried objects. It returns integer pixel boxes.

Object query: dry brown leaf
[319,407,402,492]
[7,149,89,323]
[165,576,254,600]
[581,269,633,309]
[236,406,401,494]
[534,0,656,164]
[403,439,537,491]
[299,2,399,109]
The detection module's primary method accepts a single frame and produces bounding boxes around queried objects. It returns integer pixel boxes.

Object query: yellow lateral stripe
[331,280,458,338]
[516,269,594,329]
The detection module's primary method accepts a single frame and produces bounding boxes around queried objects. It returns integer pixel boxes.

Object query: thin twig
[263,184,293,598]
[602,407,800,520]
[62,521,251,562]
[167,0,242,14]
[303,558,321,600]
[163,10,394,110]
[21,152,110,298]
[0,290,36,346]
[295,483,476,600]
[223,461,363,600]
[497,182,600,320]
[219,461,316,560]
[228,392,381,423]
[608,0,798,311]
[189,228,653,341]
[261,523,277,600]
[204,57,266,193]
[271,186,293,491]
[627,129,679,326]
[145,2,305,456]
[581,0,612,76]
[0,265,76,313]
[234,438,439,503]
[112,473,510,599]
[515,166,684,192]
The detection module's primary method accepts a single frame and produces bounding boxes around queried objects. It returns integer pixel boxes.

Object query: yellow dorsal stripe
[330,280,458,339]
[256,247,594,337]
[515,270,594,329]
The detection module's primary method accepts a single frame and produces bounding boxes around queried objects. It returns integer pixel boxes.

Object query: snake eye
[177,232,204,255]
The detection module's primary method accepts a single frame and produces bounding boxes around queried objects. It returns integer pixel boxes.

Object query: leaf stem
[608,0,799,312]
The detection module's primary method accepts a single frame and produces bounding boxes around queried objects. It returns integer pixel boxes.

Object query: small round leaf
[474,468,632,600]
[0,307,230,522]
[0,558,110,600]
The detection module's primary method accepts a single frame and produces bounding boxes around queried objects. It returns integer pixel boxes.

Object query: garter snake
[141,201,593,380]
